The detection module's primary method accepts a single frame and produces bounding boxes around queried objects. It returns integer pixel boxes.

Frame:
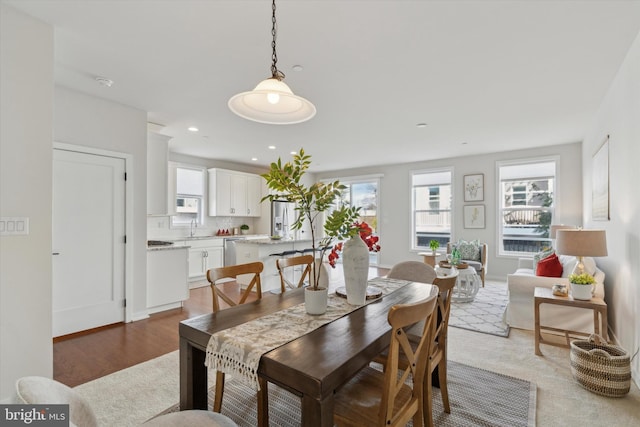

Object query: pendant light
[228,0,316,125]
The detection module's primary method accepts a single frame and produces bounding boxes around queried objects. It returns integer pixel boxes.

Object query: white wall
[54,87,148,320]
[316,142,583,278]
[0,4,54,401]
[582,30,640,386]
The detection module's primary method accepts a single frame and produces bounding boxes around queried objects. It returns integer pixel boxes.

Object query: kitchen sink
[147,240,174,246]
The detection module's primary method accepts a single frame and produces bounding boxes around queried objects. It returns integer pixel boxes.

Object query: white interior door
[52,149,126,337]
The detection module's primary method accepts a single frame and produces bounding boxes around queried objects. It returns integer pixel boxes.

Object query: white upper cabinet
[147,132,173,215]
[208,168,262,217]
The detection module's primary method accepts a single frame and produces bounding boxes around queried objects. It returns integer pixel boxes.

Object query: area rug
[159,360,536,427]
[448,281,510,337]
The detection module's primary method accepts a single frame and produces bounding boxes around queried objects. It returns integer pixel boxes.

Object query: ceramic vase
[571,283,593,300]
[342,236,370,305]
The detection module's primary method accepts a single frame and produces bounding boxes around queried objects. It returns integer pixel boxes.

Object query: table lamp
[549,224,576,249]
[555,229,608,275]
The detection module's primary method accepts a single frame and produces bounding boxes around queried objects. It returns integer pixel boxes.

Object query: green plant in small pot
[429,239,440,255]
[569,273,595,300]
[261,149,362,314]
[240,224,250,235]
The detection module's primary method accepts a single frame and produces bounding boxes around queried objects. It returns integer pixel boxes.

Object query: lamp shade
[228,78,316,125]
[555,229,608,257]
[550,224,576,239]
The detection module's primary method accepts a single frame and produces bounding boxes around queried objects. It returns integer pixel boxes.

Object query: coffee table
[436,265,480,302]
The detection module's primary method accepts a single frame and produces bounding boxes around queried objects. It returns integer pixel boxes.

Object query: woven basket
[569,334,631,397]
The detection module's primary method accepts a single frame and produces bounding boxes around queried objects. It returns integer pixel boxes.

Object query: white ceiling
[7,0,640,172]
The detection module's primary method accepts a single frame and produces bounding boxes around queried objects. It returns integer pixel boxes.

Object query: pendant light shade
[228,78,316,125]
[228,0,316,125]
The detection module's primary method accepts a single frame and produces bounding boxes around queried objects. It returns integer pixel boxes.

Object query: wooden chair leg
[257,377,269,427]
[213,370,225,412]
[424,360,435,427]
[439,360,450,413]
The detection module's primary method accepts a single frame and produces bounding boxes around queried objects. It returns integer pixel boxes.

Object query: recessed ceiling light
[188,126,199,132]
[292,65,303,72]
[290,151,297,155]
[268,145,276,150]
[416,123,427,128]
[95,76,114,87]
[251,157,258,161]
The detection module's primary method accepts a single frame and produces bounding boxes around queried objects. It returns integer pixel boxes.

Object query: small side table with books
[534,286,608,356]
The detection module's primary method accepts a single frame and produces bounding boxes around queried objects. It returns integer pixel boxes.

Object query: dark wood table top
[180,279,436,427]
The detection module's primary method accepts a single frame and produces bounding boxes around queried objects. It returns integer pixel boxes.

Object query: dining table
[179,278,436,427]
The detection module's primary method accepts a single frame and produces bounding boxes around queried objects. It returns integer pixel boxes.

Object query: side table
[534,286,608,356]
[418,251,442,267]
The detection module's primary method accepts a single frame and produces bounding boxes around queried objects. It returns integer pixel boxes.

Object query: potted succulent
[569,273,595,300]
[262,149,362,314]
[240,224,250,235]
[429,239,440,255]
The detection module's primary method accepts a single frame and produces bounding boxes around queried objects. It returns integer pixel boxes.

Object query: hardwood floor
[53,267,389,387]
[53,282,249,387]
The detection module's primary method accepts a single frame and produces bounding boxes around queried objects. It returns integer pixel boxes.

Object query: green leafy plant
[261,149,363,289]
[568,273,595,285]
[240,224,250,230]
[429,240,440,251]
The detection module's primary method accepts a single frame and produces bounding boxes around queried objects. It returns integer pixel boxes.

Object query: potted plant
[429,239,440,255]
[262,149,362,313]
[240,224,250,235]
[569,273,595,300]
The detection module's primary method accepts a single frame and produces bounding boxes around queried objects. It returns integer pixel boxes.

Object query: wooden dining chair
[333,292,438,427]
[206,261,264,417]
[373,271,459,427]
[387,260,437,284]
[275,254,313,293]
[206,261,264,312]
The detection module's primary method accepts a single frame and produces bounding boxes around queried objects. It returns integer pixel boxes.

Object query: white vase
[571,283,593,300]
[305,286,328,315]
[342,236,370,305]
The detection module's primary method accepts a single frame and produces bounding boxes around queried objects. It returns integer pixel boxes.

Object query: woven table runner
[205,277,410,391]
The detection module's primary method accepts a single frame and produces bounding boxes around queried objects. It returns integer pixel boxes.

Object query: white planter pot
[342,236,370,306]
[571,283,593,300]
[305,286,328,315]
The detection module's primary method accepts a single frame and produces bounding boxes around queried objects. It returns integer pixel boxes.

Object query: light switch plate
[0,217,30,235]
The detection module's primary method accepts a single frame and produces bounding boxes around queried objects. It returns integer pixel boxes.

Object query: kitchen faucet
[190,219,197,237]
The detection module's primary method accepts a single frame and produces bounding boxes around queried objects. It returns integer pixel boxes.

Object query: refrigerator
[271,200,296,239]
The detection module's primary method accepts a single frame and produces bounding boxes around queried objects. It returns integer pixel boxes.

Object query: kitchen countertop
[236,238,313,245]
[147,245,190,251]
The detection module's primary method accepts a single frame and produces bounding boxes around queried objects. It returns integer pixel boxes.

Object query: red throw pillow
[536,253,563,277]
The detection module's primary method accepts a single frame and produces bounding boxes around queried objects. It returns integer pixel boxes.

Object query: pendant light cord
[271,0,285,81]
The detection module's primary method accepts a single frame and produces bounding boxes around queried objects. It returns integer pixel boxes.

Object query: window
[171,166,205,227]
[412,169,452,250]
[327,176,380,265]
[498,159,556,256]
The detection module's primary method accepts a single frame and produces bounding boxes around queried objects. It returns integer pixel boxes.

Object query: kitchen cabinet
[147,132,174,215]
[185,238,224,280]
[208,168,262,217]
[147,247,188,313]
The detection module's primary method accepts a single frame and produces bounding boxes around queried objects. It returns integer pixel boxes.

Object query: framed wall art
[464,205,485,229]
[592,136,609,221]
[464,173,484,202]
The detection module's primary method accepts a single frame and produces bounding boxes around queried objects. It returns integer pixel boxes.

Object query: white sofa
[506,255,605,333]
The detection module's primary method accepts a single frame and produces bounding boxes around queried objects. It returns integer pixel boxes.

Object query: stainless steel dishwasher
[223,237,246,266]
